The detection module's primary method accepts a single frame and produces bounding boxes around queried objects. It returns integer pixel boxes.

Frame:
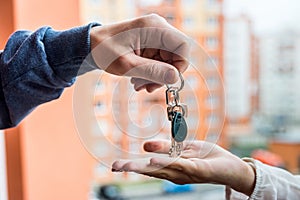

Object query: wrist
[231,159,256,196]
[90,26,107,50]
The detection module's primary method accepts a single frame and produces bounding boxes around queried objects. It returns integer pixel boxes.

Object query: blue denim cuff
[44,22,101,83]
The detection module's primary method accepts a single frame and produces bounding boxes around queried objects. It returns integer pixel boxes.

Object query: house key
[165,72,188,157]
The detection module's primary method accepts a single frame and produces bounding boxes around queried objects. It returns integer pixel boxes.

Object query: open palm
[112,140,255,196]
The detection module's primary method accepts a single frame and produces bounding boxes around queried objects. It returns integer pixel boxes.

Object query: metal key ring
[166,71,184,92]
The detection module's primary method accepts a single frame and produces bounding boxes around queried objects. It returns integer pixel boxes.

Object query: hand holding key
[90,14,190,93]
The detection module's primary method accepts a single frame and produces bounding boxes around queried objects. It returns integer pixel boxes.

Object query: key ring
[166,71,184,92]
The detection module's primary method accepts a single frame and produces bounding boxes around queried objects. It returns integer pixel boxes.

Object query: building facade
[223,15,256,123]
[79,0,226,184]
[259,30,300,129]
[135,0,226,145]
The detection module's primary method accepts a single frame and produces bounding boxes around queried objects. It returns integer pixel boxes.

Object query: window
[206,76,219,89]
[187,114,199,130]
[165,14,175,24]
[189,56,198,67]
[206,56,219,68]
[207,0,218,7]
[186,75,199,88]
[182,0,196,7]
[94,100,107,114]
[207,16,218,27]
[206,114,219,126]
[95,80,105,94]
[183,17,195,29]
[205,36,218,49]
[129,141,140,153]
[206,132,220,142]
[88,0,101,6]
[205,95,219,109]
[184,95,198,108]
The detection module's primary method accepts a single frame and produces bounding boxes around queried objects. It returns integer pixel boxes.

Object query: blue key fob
[171,112,188,142]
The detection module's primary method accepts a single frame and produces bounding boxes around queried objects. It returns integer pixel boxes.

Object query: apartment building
[136,0,226,144]
[223,15,257,124]
[78,0,226,184]
[259,30,300,128]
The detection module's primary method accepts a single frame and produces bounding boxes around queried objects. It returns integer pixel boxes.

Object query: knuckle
[117,55,132,74]
[137,14,165,27]
[149,13,164,21]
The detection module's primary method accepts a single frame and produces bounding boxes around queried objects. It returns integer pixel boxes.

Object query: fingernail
[165,69,177,84]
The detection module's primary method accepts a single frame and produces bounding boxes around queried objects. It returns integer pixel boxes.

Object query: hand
[90,14,190,92]
[112,140,256,196]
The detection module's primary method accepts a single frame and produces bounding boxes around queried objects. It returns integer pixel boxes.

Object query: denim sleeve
[0,23,100,129]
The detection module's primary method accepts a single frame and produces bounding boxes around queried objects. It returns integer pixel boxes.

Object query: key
[172,111,187,143]
[165,72,188,157]
[169,111,187,157]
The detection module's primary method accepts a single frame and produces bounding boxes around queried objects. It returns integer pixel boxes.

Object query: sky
[224,0,300,34]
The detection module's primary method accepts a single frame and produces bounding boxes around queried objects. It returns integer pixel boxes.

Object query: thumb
[143,140,170,153]
[127,55,178,85]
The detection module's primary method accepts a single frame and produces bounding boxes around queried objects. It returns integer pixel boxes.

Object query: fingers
[143,140,171,154]
[111,157,181,176]
[172,55,189,73]
[111,157,196,185]
[143,139,193,154]
[130,78,162,92]
[112,158,160,173]
[130,78,152,91]
[145,83,163,93]
[141,48,189,74]
[127,55,178,85]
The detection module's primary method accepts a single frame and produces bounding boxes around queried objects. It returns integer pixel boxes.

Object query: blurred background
[0,0,300,200]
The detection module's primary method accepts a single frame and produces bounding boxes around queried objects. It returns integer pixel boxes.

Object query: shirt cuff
[242,158,263,200]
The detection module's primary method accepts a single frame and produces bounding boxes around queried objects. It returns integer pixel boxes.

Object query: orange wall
[269,141,300,173]
[13,0,80,30]
[0,0,14,49]
[21,90,96,200]
[3,0,97,199]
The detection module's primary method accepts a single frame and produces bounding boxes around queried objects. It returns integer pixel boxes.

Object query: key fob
[171,112,187,142]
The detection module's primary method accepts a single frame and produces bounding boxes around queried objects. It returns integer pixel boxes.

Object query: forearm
[0,23,99,129]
